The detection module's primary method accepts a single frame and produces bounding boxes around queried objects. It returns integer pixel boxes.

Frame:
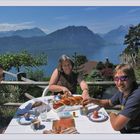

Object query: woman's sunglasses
[114,75,128,82]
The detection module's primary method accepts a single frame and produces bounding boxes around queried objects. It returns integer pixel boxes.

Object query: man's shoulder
[130,86,140,100]
[133,86,140,94]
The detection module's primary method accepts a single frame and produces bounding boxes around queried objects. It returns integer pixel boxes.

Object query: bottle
[80,106,88,116]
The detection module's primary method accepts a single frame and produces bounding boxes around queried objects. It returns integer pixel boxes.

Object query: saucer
[17,116,35,125]
[88,112,108,122]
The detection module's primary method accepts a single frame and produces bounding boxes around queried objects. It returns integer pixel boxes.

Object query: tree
[0,51,47,72]
[122,24,140,66]
[72,52,88,73]
[96,61,105,70]
[96,59,114,81]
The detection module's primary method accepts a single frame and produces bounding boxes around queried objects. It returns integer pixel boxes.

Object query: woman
[49,54,89,100]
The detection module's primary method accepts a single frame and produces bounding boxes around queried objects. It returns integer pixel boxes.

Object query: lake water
[40,44,126,76]
[6,44,126,78]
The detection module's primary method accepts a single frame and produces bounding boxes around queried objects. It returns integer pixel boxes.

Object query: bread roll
[67,97,76,106]
[53,95,83,109]
[73,96,83,105]
[60,98,71,106]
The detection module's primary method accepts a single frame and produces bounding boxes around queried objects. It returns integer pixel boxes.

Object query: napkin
[16,103,32,116]
[43,127,79,134]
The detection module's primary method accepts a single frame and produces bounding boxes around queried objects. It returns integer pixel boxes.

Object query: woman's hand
[62,87,72,96]
[82,89,90,100]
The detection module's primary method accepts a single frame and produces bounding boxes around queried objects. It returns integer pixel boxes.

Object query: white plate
[53,105,66,113]
[58,111,72,119]
[63,105,82,111]
[17,116,35,125]
[88,112,108,122]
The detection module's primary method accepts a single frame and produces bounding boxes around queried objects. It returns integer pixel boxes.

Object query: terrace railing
[1,70,140,107]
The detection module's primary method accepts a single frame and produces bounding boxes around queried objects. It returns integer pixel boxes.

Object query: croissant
[53,96,83,109]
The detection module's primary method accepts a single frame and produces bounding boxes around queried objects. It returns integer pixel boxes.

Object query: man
[83,64,140,133]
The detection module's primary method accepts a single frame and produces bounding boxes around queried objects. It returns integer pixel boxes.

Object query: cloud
[0,22,35,31]
[40,27,50,33]
[54,16,67,20]
[84,7,99,11]
[127,8,140,14]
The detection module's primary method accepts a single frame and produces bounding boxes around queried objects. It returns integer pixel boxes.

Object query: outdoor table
[4,96,120,134]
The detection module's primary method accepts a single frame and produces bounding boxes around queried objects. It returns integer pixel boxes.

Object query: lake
[40,44,126,76]
[5,44,126,79]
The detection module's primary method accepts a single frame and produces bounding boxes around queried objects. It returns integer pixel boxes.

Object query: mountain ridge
[0,25,107,54]
[0,27,47,38]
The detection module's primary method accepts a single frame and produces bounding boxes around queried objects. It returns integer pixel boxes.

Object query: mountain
[103,25,130,45]
[0,26,106,55]
[0,27,46,38]
[44,26,106,50]
[0,25,128,75]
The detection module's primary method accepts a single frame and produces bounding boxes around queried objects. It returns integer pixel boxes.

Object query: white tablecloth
[4,96,119,134]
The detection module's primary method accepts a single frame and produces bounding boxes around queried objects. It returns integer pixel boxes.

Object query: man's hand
[82,98,94,106]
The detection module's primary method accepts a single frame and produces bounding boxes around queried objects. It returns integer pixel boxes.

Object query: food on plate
[43,127,79,134]
[60,98,71,106]
[61,91,71,98]
[68,97,76,105]
[53,102,64,110]
[52,118,75,133]
[93,110,99,118]
[73,96,83,105]
[53,96,83,109]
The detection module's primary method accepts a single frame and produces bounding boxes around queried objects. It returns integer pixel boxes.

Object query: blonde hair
[114,64,136,82]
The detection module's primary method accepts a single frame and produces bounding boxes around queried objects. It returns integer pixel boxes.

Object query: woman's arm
[49,69,71,94]
[79,79,90,100]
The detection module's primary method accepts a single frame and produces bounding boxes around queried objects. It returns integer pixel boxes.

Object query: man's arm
[109,112,130,131]
[83,98,112,108]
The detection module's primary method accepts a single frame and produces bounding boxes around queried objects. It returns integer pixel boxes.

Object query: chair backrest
[41,85,49,97]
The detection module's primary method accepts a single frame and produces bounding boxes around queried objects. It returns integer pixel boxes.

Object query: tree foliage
[122,23,140,66]
[0,51,47,72]
[90,59,114,81]
[72,52,88,73]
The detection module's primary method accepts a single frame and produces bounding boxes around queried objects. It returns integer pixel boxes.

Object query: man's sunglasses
[114,75,128,82]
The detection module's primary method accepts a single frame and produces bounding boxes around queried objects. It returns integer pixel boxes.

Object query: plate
[53,105,66,113]
[58,111,72,119]
[63,105,82,112]
[17,116,35,125]
[88,112,108,122]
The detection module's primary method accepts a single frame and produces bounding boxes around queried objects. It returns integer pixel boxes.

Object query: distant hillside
[0,26,106,55]
[0,27,46,38]
[103,25,130,45]
[0,25,129,75]
[45,26,106,49]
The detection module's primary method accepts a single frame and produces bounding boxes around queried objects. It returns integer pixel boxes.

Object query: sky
[0,6,140,34]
